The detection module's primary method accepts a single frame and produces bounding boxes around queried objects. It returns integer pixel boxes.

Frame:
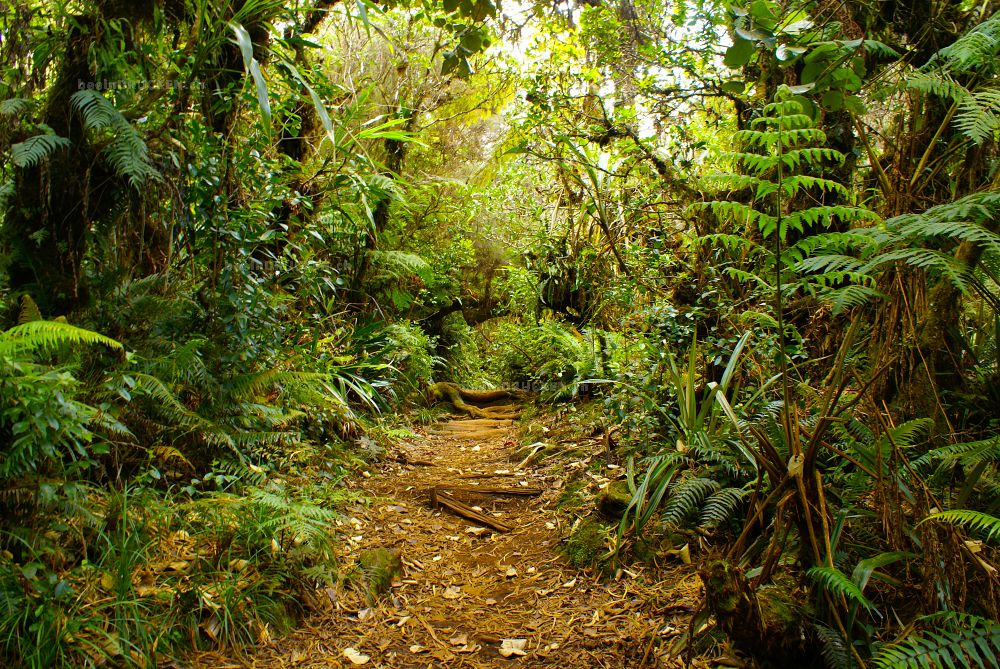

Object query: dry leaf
[442,585,462,599]
[448,633,468,646]
[504,566,518,578]
[343,647,370,665]
[409,644,427,653]
[499,638,528,657]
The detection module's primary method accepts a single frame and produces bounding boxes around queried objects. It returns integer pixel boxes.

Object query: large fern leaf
[0,320,122,359]
[807,566,877,612]
[11,133,71,168]
[662,476,720,526]
[874,613,1000,669]
[70,90,160,187]
[922,509,1000,542]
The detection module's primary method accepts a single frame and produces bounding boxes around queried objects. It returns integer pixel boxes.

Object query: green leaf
[725,38,756,68]
[822,91,844,111]
[11,134,71,168]
[442,52,459,76]
[736,26,772,42]
[460,30,483,53]
[776,44,807,61]
[230,22,271,127]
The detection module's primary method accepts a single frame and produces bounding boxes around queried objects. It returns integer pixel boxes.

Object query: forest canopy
[2,0,1000,667]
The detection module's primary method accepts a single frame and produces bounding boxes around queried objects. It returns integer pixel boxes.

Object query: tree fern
[10,133,71,168]
[693,89,878,315]
[902,12,1000,144]
[803,191,1000,310]
[874,613,1000,669]
[70,90,159,187]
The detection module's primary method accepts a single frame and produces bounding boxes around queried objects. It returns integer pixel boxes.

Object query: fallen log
[428,487,512,532]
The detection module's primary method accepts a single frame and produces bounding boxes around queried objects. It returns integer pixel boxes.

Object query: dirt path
[199,414,697,668]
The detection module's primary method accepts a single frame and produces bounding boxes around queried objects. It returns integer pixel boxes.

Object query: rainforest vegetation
[2,0,1000,666]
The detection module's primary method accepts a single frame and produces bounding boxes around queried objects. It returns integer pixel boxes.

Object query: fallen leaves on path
[189,412,702,668]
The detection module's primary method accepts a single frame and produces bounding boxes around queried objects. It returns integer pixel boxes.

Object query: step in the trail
[428,419,513,435]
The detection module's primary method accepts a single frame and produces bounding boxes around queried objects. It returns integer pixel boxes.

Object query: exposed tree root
[426,382,523,419]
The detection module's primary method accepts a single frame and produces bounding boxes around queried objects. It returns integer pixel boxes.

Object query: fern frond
[862,248,974,292]
[17,295,42,324]
[815,623,853,669]
[912,436,1000,471]
[0,320,122,359]
[11,133,71,168]
[934,11,1000,72]
[70,90,160,187]
[698,487,744,529]
[874,612,1000,669]
[807,566,877,611]
[662,476,720,526]
[922,509,1000,541]
[370,250,433,283]
[904,71,968,101]
[0,98,32,116]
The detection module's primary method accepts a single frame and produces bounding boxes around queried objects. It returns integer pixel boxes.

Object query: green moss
[556,475,587,512]
[563,518,610,570]
[596,481,631,519]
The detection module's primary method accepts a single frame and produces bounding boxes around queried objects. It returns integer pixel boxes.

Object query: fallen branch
[449,485,543,497]
[428,487,512,532]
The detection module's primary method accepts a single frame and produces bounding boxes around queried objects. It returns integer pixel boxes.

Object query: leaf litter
[189,412,703,667]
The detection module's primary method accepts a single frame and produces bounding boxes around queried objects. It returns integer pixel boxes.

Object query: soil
[191,413,702,668]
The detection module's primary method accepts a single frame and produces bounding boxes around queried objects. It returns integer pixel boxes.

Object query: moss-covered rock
[564,518,610,570]
[596,481,632,519]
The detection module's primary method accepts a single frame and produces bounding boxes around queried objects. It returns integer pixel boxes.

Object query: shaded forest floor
[190,410,705,668]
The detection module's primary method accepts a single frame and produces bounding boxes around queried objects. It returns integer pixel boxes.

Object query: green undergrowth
[0,314,402,667]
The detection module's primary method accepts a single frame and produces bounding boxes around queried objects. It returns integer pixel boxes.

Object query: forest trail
[194,412,697,668]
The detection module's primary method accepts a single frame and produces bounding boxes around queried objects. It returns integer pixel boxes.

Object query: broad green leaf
[725,38,756,68]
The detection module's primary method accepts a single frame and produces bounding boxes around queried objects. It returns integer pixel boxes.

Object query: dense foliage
[2,0,1000,667]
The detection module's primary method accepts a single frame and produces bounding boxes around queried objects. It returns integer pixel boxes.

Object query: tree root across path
[426,381,523,419]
